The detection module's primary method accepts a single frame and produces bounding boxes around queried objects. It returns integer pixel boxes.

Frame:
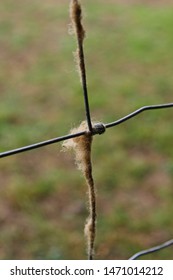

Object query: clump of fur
[69,0,87,84]
[70,0,85,43]
[63,121,96,260]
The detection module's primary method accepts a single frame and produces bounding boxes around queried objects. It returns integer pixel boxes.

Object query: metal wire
[105,102,173,128]
[0,1,173,260]
[72,0,93,133]
[0,102,173,158]
[0,131,85,158]
[78,42,93,132]
[129,239,173,260]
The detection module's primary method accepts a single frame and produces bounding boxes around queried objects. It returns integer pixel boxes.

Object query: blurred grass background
[0,0,173,259]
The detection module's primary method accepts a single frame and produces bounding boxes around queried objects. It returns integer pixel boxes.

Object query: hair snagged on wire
[63,121,96,260]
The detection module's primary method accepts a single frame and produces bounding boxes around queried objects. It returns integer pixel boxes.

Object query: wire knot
[92,123,106,135]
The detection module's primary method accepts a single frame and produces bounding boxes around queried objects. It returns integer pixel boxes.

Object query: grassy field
[0,0,173,259]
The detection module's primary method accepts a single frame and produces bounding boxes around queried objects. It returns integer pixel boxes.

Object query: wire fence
[0,0,173,259]
[0,102,173,159]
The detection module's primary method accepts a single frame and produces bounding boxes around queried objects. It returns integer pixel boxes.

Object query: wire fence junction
[0,0,173,260]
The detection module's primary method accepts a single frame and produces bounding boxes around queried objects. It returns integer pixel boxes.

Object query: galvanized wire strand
[129,239,173,260]
[0,131,86,158]
[77,41,93,132]
[70,0,93,132]
[0,102,173,158]
[105,102,173,129]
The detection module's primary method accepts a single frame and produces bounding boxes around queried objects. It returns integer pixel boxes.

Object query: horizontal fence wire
[105,103,173,128]
[0,102,173,158]
[0,131,85,158]
[129,239,173,260]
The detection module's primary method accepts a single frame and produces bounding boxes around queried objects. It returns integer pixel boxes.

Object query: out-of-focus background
[0,0,173,260]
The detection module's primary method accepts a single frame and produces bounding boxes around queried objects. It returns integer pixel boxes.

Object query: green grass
[0,0,173,259]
